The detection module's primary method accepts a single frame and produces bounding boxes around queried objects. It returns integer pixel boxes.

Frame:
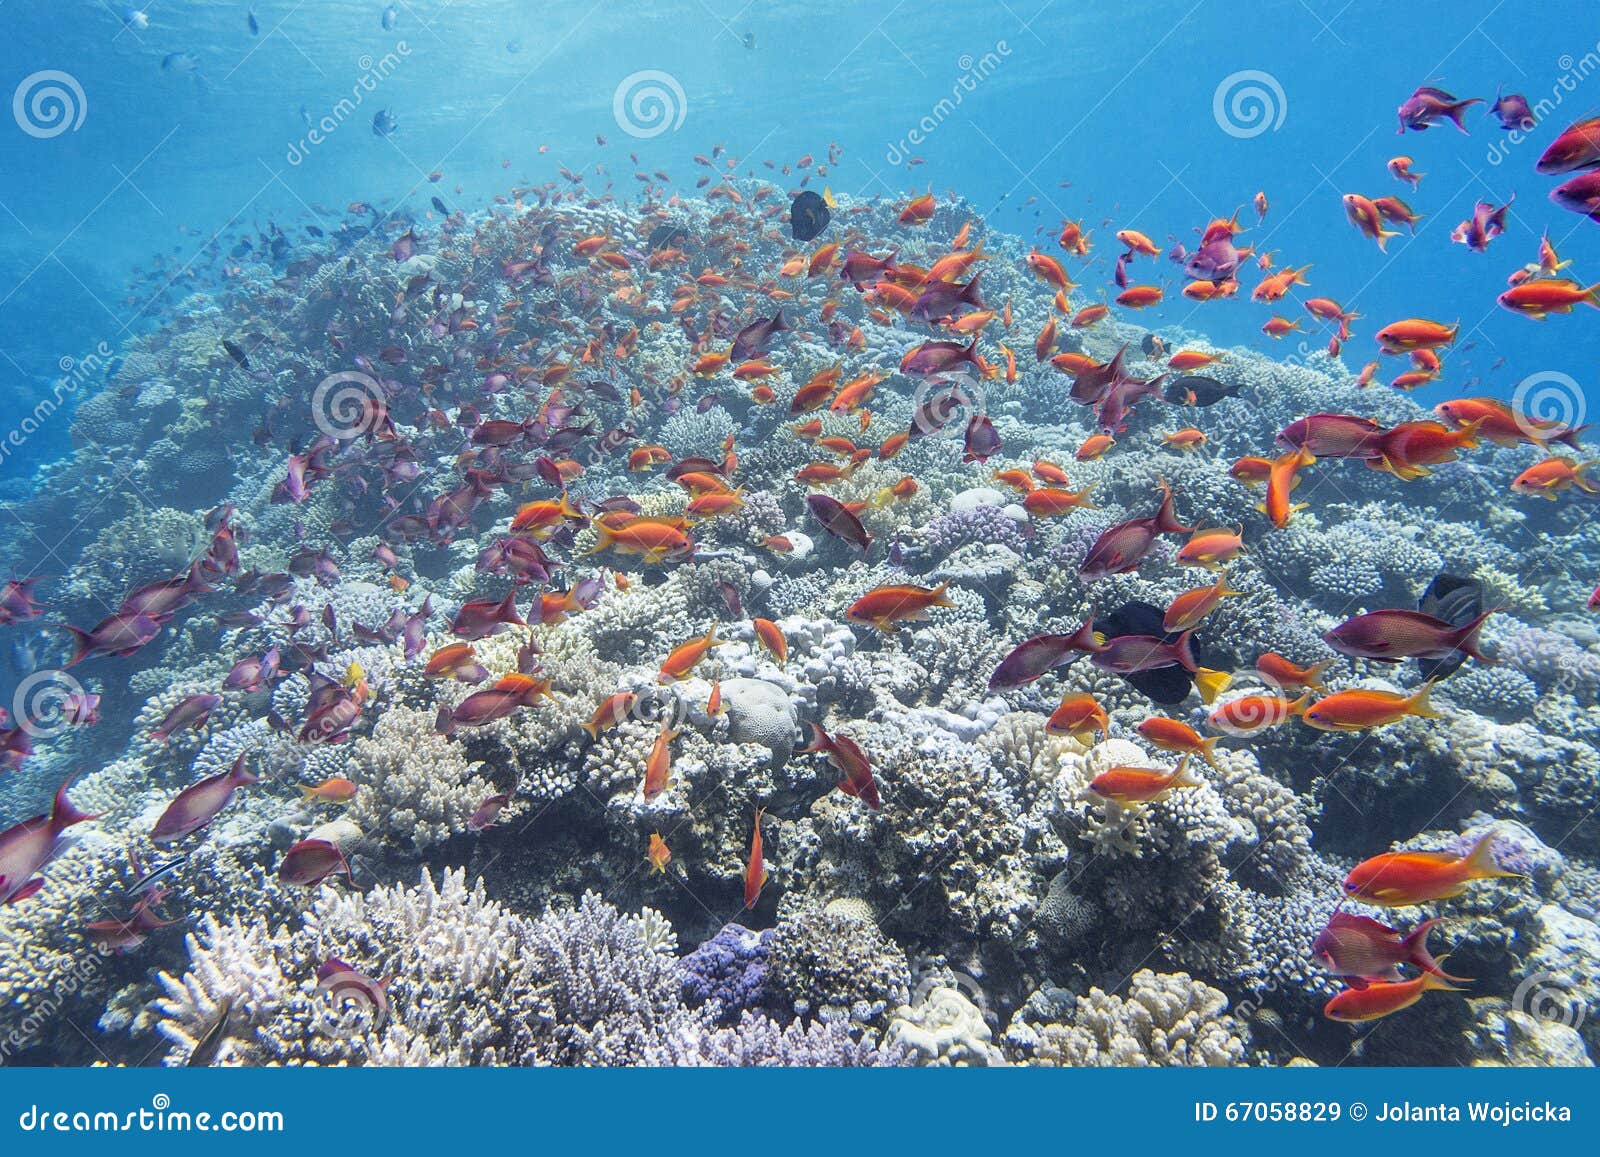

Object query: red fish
[278,838,349,886]
[1079,483,1191,579]
[744,808,768,908]
[801,724,881,808]
[152,754,258,843]
[0,778,98,905]
[1312,911,1466,988]
[1323,972,1465,1021]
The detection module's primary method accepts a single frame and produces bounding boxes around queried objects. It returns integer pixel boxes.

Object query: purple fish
[1185,237,1246,284]
[150,693,222,741]
[910,273,985,323]
[1397,85,1482,133]
[451,590,525,640]
[317,959,391,1028]
[1089,631,1196,675]
[64,612,164,665]
[1,726,34,773]
[0,577,47,625]
[806,494,873,553]
[0,778,97,905]
[1550,170,1600,223]
[988,620,1100,690]
[729,310,791,363]
[1450,195,1513,252]
[1068,346,1129,406]
[451,673,550,727]
[151,755,258,843]
[1323,608,1495,662]
[1312,912,1464,987]
[224,648,280,692]
[898,337,981,378]
[278,838,348,886]
[120,562,214,619]
[468,790,514,831]
[1079,485,1192,579]
[962,414,1001,463]
[1489,89,1535,132]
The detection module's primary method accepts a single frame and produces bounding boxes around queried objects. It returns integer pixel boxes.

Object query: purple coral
[679,923,789,1025]
[923,503,1027,559]
[1498,625,1600,700]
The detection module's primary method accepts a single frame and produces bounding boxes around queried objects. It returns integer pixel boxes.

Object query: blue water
[2,1,1595,478]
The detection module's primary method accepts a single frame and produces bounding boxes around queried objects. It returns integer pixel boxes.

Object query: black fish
[221,339,251,370]
[790,191,830,242]
[1416,574,1482,682]
[431,196,449,216]
[1140,334,1164,356]
[648,223,688,250]
[1162,375,1241,407]
[1094,601,1218,705]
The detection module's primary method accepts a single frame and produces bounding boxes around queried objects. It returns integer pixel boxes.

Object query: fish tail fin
[579,721,600,740]
[1446,99,1484,132]
[1575,459,1600,494]
[1405,919,1471,983]
[1154,481,1191,535]
[1463,831,1522,881]
[930,580,956,609]
[577,522,614,557]
[559,492,587,521]
[61,625,93,667]
[1421,967,1470,994]
[1194,667,1232,705]
[1174,629,1199,672]
[1287,691,1312,717]
[1376,228,1401,251]
[1170,755,1203,790]
[1407,682,1443,719]
[1066,612,1103,654]
[799,723,831,756]
[1303,658,1334,692]
[1555,424,1589,451]
[51,778,98,833]
[1455,609,1498,662]
[1200,736,1225,770]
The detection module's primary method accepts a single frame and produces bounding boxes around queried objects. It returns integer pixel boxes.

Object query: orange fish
[1033,459,1071,483]
[300,777,359,803]
[1075,434,1115,461]
[1136,718,1223,770]
[1342,193,1401,250]
[879,431,910,459]
[1043,693,1109,742]
[643,716,678,799]
[580,692,637,739]
[510,492,586,535]
[1026,250,1074,290]
[646,832,672,873]
[744,808,768,908]
[1510,456,1600,498]
[1163,571,1239,632]
[1498,277,1600,318]
[1207,692,1309,735]
[1162,427,1207,451]
[707,678,723,716]
[898,191,936,225]
[1343,832,1519,907]
[1088,755,1201,808]
[659,627,722,682]
[1070,303,1109,328]
[1167,349,1223,371]
[1176,527,1243,569]
[1115,284,1163,308]
[1035,317,1058,361]
[1115,229,1159,257]
[1229,455,1273,486]
[1261,315,1303,338]
[686,490,747,518]
[1324,972,1465,1022]
[1260,445,1315,528]
[993,468,1036,493]
[846,582,955,633]
[753,618,788,663]
[1255,653,1332,692]
[424,642,487,682]
[1058,219,1090,255]
[1302,684,1439,732]
[1374,318,1458,353]
[583,519,693,564]
[1022,485,1097,517]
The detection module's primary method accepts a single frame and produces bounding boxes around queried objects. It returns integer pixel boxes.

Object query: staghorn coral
[347,706,492,854]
